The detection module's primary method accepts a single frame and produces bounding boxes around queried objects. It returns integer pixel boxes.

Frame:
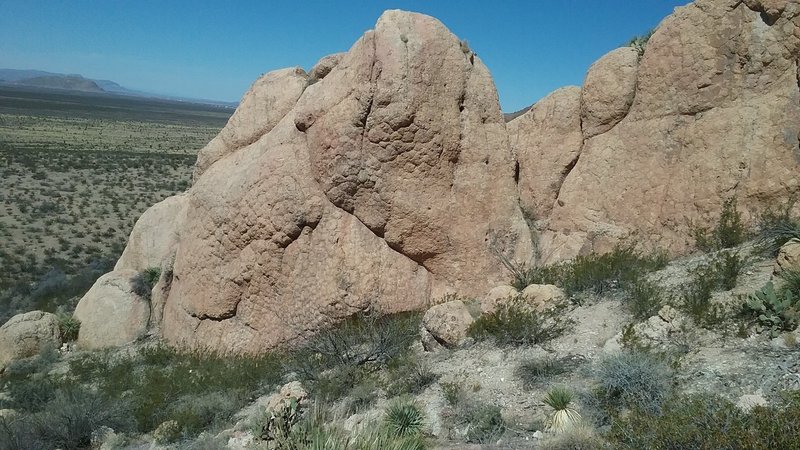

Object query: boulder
[309,53,345,81]
[520,284,566,309]
[0,311,61,369]
[73,270,150,349]
[481,285,520,314]
[580,46,640,138]
[193,67,309,179]
[775,238,800,273]
[421,300,475,349]
[264,381,308,412]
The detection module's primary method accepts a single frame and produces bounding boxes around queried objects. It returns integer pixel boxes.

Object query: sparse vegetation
[502,242,667,297]
[593,351,672,415]
[56,312,80,342]
[693,197,748,252]
[627,29,654,56]
[516,355,576,389]
[467,295,574,347]
[384,398,425,438]
[679,249,746,327]
[609,392,800,449]
[755,197,800,255]
[131,266,161,299]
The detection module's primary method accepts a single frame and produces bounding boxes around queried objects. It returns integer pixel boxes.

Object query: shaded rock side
[193,67,309,180]
[0,311,61,369]
[74,270,150,349]
[158,10,531,354]
[534,0,800,260]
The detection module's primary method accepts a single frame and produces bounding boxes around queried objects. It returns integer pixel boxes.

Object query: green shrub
[288,312,421,402]
[679,251,746,327]
[56,313,80,342]
[467,296,574,347]
[593,351,672,414]
[609,392,800,449]
[30,386,133,450]
[500,243,667,297]
[624,278,668,321]
[131,266,160,298]
[755,197,800,255]
[153,419,182,444]
[384,399,425,437]
[627,29,654,56]
[544,386,582,433]
[384,359,438,397]
[515,355,573,389]
[693,198,748,252]
[745,281,800,337]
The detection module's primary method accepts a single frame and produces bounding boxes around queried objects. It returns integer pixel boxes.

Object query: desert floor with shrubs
[0,87,230,323]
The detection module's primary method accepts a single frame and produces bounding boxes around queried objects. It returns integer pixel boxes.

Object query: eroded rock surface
[0,311,61,370]
[527,0,800,260]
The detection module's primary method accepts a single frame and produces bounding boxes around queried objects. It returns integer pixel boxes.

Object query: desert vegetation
[0,87,229,323]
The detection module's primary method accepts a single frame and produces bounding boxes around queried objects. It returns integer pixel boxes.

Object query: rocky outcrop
[507,87,583,220]
[193,68,309,180]
[0,311,61,370]
[74,270,150,349]
[115,194,187,272]
[580,47,639,138]
[76,10,531,355]
[518,0,800,260]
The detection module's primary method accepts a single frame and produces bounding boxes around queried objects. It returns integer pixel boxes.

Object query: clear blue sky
[0,0,689,111]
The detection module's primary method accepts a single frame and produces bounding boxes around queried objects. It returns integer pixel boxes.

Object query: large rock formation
[511,0,800,260]
[75,1,800,355]
[76,10,531,355]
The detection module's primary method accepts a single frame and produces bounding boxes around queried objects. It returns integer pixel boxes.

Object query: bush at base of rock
[468,295,574,347]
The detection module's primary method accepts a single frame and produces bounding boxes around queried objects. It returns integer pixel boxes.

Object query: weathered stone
[0,311,61,369]
[73,270,150,349]
[507,87,582,219]
[193,67,308,180]
[539,0,800,260]
[481,285,520,315]
[422,300,475,349]
[581,46,640,138]
[115,194,187,273]
[775,238,800,273]
[309,53,345,81]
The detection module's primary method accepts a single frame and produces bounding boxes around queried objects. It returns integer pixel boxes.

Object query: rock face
[76,10,531,355]
[513,0,800,260]
[193,68,309,180]
[73,270,150,349]
[0,311,61,369]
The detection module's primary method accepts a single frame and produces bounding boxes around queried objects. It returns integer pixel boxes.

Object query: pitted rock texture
[193,67,308,180]
[526,0,800,260]
[581,46,640,138]
[507,87,583,220]
[132,10,530,354]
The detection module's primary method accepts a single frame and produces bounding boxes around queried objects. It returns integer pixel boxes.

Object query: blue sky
[0,1,689,111]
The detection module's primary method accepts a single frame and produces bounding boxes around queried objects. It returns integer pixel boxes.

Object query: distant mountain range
[0,69,238,108]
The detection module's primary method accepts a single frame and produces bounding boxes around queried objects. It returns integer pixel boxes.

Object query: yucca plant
[544,386,582,433]
[384,399,424,438]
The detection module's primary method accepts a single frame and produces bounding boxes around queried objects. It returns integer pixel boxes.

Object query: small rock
[775,238,800,273]
[481,285,519,314]
[736,391,768,412]
[421,300,474,350]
